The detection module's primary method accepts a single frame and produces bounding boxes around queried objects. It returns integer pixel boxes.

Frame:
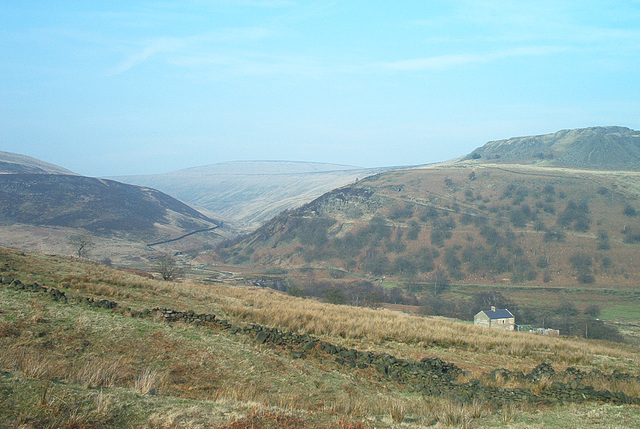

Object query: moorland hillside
[213,162,640,334]
[0,154,227,265]
[1,247,639,428]
[464,126,640,170]
[0,150,77,175]
[218,163,640,285]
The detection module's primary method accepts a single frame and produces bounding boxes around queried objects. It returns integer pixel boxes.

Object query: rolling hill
[0,150,77,175]
[114,161,394,231]
[215,127,640,290]
[0,152,227,265]
[212,161,640,331]
[464,126,640,170]
[216,162,640,283]
[0,174,219,239]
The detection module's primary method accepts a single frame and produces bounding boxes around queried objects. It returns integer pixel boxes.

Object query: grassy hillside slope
[213,163,640,333]
[0,174,218,238]
[1,247,640,428]
[0,174,230,268]
[219,163,640,284]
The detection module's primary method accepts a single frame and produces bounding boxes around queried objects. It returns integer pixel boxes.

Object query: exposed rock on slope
[464,127,640,170]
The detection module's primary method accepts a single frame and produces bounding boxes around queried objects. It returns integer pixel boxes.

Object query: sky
[1,1,640,177]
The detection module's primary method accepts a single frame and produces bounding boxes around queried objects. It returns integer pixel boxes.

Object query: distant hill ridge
[464,126,640,170]
[0,151,77,175]
[0,151,224,259]
[114,161,393,231]
[173,160,363,175]
[0,174,220,240]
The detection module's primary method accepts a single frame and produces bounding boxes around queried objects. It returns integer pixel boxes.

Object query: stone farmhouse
[474,306,516,331]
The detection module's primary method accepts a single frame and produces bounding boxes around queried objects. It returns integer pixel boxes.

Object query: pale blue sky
[2,1,639,176]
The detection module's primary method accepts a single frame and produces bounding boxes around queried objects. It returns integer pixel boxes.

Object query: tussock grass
[17,350,53,380]
[71,355,132,389]
[209,284,638,373]
[2,247,640,428]
[7,247,632,375]
[388,399,405,423]
[135,367,168,395]
[479,369,640,399]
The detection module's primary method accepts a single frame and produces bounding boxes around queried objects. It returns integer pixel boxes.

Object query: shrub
[391,257,417,277]
[406,220,421,240]
[324,287,347,305]
[569,252,592,272]
[430,229,448,247]
[544,229,565,242]
[557,301,579,317]
[597,230,611,250]
[444,248,461,272]
[558,200,591,232]
[570,252,595,283]
[156,255,184,281]
[622,227,640,244]
[388,203,414,220]
[329,269,346,279]
[623,204,637,217]
[584,304,601,318]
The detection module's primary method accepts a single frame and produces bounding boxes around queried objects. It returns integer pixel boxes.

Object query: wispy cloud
[109,38,183,75]
[376,54,485,72]
[108,27,274,76]
[376,46,569,72]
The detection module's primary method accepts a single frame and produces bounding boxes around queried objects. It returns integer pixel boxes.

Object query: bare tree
[68,231,95,258]
[156,255,184,281]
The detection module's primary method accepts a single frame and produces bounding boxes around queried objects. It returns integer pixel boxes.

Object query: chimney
[491,306,496,312]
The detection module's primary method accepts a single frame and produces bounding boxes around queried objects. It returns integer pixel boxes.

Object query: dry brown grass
[17,350,54,380]
[2,247,640,428]
[19,243,635,376]
[553,373,640,399]
[197,283,639,374]
[6,248,629,377]
[218,410,312,429]
[71,355,133,389]
[475,368,640,400]
[135,367,168,395]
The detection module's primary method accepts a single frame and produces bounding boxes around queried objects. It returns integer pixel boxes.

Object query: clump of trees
[623,204,637,217]
[285,276,419,308]
[622,226,640,244]
[569,252,595,284]
[558,200,591,232]
[597,230,611,250]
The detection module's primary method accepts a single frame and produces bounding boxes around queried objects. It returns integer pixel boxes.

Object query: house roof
[480,309,514,319]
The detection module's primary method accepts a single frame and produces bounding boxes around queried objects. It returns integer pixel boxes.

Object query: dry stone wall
[2,275,639,408]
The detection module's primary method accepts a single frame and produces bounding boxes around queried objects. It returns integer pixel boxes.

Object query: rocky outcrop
[465,126,640,170]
